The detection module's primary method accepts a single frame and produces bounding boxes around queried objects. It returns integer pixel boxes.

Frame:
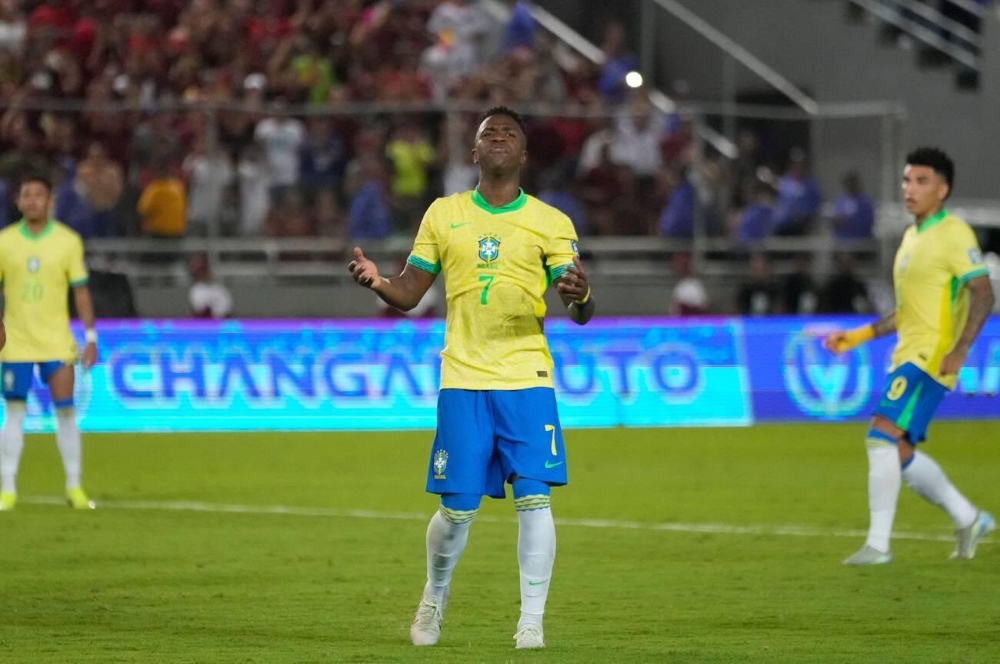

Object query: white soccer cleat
[951,511,995,560]
[410,589,447,646]
[843,544,893,566]
[514,624,545,649]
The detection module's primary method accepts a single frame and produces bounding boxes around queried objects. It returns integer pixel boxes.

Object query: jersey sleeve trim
[549,263,573,280]
[958,268,989,284]
[69,277,89,287]
[407,255,441,275]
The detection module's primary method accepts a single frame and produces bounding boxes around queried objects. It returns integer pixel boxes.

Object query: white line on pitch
[23,496,975,544]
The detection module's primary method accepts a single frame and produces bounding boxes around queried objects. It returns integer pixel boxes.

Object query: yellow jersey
[0,220,88,362]
[407,188,579,390]
[891,210,989,388]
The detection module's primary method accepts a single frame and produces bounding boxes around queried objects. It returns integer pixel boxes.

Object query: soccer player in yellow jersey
[0,174,99,511]
[824,148,995,565]
[348,107,594,649]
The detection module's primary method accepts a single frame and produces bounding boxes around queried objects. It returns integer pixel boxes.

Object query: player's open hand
[81,342,98,371]
[557,256,590,302]
[348,247,383,290]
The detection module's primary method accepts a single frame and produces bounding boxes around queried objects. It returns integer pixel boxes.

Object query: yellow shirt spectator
[138,176,187,237]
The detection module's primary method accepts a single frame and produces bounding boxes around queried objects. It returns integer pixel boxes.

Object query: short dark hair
[480,105,527,135]
[906,147,954,194]
[18,173,53,193]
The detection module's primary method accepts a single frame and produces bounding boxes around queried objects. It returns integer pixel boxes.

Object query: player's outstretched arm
[73,285,99,370]
[939,275,995,376]
[822,312,895,354]
[557,256,595,325]
[347,246,436,312]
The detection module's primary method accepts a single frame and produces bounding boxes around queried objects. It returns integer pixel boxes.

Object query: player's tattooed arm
[348,246,436,312]
[940,275,995,375]
[871,312,897,338]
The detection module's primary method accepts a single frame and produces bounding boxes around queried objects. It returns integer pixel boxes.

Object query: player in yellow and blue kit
[348,107,595,649]
[0,174,99,511]
[824,148,995,565]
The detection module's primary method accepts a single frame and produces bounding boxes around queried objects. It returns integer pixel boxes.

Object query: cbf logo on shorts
[783,330,873,420]
[477,235,501,263]
[433,449,448,479]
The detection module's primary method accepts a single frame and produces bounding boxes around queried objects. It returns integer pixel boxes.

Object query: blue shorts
[873,362,948,443]
[2,361,68,401]
[427,388,567,499]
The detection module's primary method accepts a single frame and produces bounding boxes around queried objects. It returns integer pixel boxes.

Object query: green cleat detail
[66,487,96,510]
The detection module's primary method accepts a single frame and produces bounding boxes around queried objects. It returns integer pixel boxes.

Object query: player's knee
[440,493,480,524]
[865,428,897,450]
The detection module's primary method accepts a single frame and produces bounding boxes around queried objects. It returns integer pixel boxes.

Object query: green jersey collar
[916,209,948,233]
[471,187,527,214]
[18,218,56,240]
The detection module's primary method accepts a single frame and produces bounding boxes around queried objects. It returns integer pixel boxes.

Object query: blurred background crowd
[0,0,997,319]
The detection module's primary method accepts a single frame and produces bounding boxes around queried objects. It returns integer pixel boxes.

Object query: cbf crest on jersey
[433,449,449,479]
[27,256,40,273]
[478,234,501,264]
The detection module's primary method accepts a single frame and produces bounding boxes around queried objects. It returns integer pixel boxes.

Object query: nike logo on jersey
[544,460,564,469]
[450,222,471,229]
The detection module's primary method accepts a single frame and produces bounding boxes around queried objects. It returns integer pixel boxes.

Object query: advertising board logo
[783,331,872,420]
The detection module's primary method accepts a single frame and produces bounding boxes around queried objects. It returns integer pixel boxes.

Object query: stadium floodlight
[625,71,644,88]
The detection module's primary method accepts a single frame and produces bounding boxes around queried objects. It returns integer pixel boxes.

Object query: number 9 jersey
[0,220,88,362]
[406,189,579,390]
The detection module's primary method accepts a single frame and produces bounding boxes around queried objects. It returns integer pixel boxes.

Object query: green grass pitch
[1,421,998,663]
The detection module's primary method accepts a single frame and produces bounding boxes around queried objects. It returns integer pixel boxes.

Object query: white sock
[517,503,556,629]
[423,509,473,602]
[55,408,83,491]
[865,439,900,553]
[1,401,27,494]
[902,450,978,528]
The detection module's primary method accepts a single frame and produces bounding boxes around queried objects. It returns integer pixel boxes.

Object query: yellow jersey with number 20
[407,189,579,390]
[0,220,89,362]
[891,210,988,389]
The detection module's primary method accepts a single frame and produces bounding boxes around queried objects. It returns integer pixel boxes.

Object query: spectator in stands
[386,118,436,232]
[731,180,775,248]
[658,164,696,239]
[781,253,820,315]
[831,170,875,240]
[440,111,479,196]
[596,21,638,106]
[771,148,822,236]
[728,129,763,209]
[538,164,587,236]
[503,0,536,54]
[300,116,349,200]
[182,135,233,237]
[188,253,233,320]
[265,188,315,237]
[54,163,95,238]
[137,163,187,238]
[237,142,271,236]
[346,157,392,241]
[736,252,779,316]
[0,2,26,54]
[421,0,494,100]
[820,251,872,314]
[254,103,305,203]
[578,142,625,236]
[669,252,709,316]
[612,94,664,202]
[76,141,124,237]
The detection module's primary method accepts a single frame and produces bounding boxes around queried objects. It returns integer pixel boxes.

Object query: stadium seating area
[8,0,997,317]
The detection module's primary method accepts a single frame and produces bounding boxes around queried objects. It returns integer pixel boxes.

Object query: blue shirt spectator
[735,201,774,246]
[772,150,821,236]
[658,172,695,238]
[349,181,391,240]
[831,172,875,239]
[503,1,536,52]
[54,176,96,238]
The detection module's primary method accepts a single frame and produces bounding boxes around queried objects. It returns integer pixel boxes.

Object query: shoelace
[413,601,443,627]
[515,625,543,641]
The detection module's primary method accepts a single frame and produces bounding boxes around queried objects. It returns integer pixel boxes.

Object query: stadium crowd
[0,0,878,249]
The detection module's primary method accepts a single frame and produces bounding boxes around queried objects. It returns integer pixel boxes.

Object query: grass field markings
[21,496,982,545]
